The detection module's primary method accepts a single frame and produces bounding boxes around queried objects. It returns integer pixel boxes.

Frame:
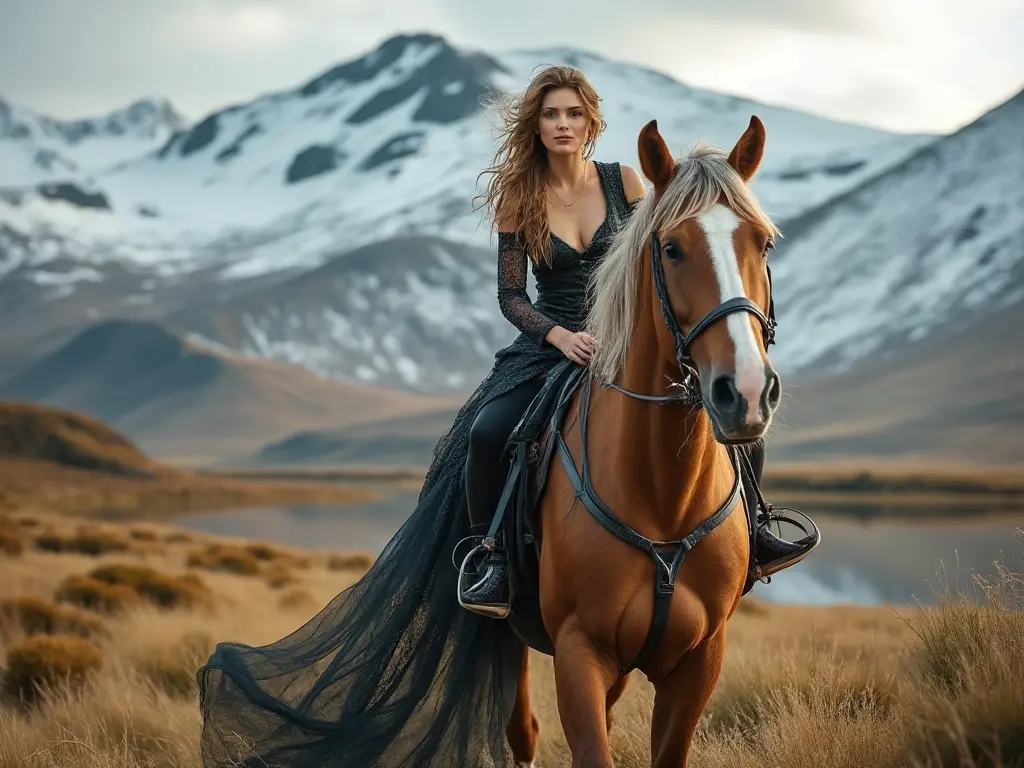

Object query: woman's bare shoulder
[618,163,648,204]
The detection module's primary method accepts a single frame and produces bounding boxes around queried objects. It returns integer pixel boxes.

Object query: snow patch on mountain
[770,87,1024,378]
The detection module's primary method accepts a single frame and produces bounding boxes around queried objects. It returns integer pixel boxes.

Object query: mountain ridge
[0,31,1006,396]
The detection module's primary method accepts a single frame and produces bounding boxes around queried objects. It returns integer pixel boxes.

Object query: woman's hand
[548,327,597,365]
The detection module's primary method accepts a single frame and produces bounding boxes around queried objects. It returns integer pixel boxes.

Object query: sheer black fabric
[496,231,558,345]
[195,161,635,767]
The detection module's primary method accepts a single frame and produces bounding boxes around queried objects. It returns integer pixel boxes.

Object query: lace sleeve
[496,231,558,345]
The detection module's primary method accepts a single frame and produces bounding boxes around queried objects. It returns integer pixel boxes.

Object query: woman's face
[537,87,590,156]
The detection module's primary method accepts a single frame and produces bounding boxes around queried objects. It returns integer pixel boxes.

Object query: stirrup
[456,537,510,619]
[752,504,821,581]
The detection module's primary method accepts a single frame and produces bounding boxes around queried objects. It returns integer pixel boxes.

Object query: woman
[195,65,807,768]
[456,65,649,616]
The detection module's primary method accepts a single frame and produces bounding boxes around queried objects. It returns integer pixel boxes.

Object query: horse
[502,115,783,767]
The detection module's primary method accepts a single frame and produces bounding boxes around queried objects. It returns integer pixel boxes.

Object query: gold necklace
[549,163,588,207]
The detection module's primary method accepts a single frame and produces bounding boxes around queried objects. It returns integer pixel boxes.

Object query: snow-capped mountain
[0,96,186,187]
[770,86,1024,378]
[0,32,939,392]
[166,235,504,391]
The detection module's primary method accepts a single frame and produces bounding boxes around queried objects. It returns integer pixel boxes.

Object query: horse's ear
[728,115,766,181]
[638,120,675,191]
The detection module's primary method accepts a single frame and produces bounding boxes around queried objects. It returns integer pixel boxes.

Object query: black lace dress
[196,161,635,767]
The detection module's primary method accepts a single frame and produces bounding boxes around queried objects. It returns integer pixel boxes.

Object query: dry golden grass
[0,515,1020,768]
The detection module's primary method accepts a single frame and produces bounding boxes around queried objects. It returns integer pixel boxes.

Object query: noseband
[607,229,777,406]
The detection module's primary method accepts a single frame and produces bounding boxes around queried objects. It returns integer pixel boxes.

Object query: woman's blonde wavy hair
[475,65,606,267]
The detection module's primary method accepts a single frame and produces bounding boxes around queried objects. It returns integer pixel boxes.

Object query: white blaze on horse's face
[696,204,769,427]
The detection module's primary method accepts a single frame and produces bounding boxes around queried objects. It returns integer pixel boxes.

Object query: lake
[177,488,1024,607]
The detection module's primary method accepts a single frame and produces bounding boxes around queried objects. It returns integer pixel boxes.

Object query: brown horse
[505,115,783,767]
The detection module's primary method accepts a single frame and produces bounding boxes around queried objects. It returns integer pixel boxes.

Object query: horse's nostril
[765,373,781,408]
[711,375,739,411]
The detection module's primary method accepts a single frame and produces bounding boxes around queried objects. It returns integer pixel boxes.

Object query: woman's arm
[495,231,594,363]
[496,230,560,345]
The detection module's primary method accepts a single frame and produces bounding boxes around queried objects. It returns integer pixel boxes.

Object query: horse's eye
[663,242,684,262]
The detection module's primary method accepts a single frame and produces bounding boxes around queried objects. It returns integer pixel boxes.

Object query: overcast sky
[1,0,1022,134]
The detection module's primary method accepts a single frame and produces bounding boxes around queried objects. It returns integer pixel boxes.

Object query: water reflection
[177,491,421,555]
[177,493,1024,607]
[753,510,1023,605]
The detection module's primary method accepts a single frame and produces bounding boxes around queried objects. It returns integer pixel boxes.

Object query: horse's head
[637,116,781,445]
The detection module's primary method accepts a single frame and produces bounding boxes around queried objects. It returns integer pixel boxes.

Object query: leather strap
[682,296,770,349]
[555,375,743,674]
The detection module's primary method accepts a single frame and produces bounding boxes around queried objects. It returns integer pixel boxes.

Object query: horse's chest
[537,507,717,668]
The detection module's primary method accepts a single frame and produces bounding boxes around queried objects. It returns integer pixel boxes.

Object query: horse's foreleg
[506,645,539,767]
[605,674,630,735]
[650,629,727,767]
[553,624,619,768]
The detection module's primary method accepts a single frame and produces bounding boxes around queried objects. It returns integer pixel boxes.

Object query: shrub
[0,519,24,556]
[3,634,103,703]
[35,527,130,556]
[88,563,213,610]
[278,589,317,611]
[326,552,374,571]
[187,544,261,575]
[128,527,159,542]
[264,561,297,590]
[244,542,283,562]
[55,575,140,614]
[0,596,107,639]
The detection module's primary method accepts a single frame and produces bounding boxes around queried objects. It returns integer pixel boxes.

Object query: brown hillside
[0,400,375,520]
[0,400,159,477]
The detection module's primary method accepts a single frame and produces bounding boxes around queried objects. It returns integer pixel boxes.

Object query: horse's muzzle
[705,369,780,443]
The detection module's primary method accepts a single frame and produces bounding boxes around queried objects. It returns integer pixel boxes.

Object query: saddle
[484,360,768,663]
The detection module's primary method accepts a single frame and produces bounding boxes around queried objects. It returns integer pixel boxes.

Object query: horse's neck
[594,271,734,540]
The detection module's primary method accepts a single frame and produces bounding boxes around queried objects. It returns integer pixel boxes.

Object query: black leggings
[466,376,546,531]
[465,376,768,531]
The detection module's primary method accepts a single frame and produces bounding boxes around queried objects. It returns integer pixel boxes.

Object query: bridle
[604,227,777,407]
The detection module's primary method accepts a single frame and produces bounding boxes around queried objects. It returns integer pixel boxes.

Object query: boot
[457,524,512,619]
[753,522,818,579]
